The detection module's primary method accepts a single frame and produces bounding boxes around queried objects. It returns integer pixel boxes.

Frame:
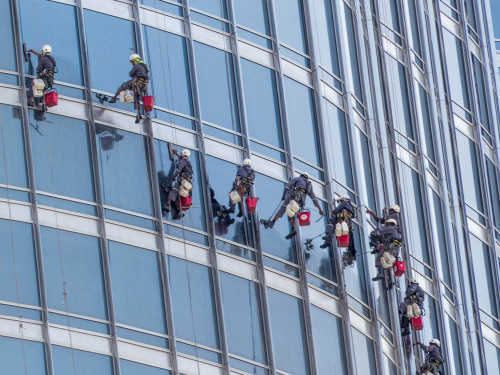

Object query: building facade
[1,0,500,374]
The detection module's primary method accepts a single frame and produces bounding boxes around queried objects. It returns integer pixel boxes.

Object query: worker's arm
[28,49,41,58]
[307,184,324,216]
[129,64,139,78]
[365,209,380,221]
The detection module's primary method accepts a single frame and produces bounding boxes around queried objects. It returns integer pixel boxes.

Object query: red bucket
[142,95,154,112]
[45,91,58,107]
[298,211,310,226]
[392,260,405,277]
[180,195,192,211]
[410,316,423,331]
[245,197,259,213]
[337,234,349,248]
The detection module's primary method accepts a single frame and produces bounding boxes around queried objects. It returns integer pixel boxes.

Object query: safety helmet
[339,194,350,201]
[430,339,440,347]
[389,204,400,213]
[385,218,398,226]
[411,277,419,284]
[181,149,190,158]
[300,172,310,179]
[42,45,52,54]
[242,158,252,166]
[130,53,141,62]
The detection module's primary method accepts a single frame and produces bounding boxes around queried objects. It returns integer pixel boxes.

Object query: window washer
[164,149,193,220]
[366,204,400,252]
[260,172,324,239]
[372,218,402,281]
[108,54,149,104]
[404,277,425,318]
[415,339,444,375]
[27,45,56,106]
[320,195,356,254]
[228,159,255,217]
[398,301,411,336]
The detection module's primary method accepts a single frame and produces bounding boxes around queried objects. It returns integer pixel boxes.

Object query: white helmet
[430,339,440,347]
[42,45,52,54]
[130,53,141,61]
[300,172,310,179]
[411,277,419,284]
[242,158,252,166]
[181,149,190,158]
[339,194,350,201]
[389,204,400,213]
[386,218,398,225]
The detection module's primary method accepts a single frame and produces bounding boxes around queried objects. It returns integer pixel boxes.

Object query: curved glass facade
[1,0,500,374]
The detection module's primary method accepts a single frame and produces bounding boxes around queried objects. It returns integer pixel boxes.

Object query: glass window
[194,42,240,134]
[0,337,46,375]
[354,128,376,211]
[344,226,369,305]
[52,346,113,375]
[407,0,423,57]
[486,158,500,231]
[351,329,377,375]
[284,77,321,167]
[378,0,401,34]
[421,297,441,344]
[240,59,283,150]
[168,256,220,350]
[108,241,166,334]
[0,105,28,188]
[490,0,500,39]
[430,193,452,288]
[445,316,463,375]
[417,85,436,165]
[41,227,106,320]
[233,0,270,35]
[0,219,39,308]
[311,306,347,374]
[310,0,340,76]
[190,0,227,18]
[0,1,17,72]
[472,57,491,132]
[96,125,152,216]
[483,339,500,375]
[344,4,363,100]
[30,113,94,202]
[121,360,170,375]
[382,355,397,375]
[19,0,83,86]
[274,0,307,53]
[220,272,266,365]
[267,288,310,374]
[84,10,136,93]
[142,27,193,116]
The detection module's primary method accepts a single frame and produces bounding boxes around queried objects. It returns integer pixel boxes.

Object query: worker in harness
[404,277,425,318]
[372,218,402,281]
[415,339,444,375]
[228,159,255,217]
[366,204,401,252]
[164,149,193,220]
[320,194,356,253]
[108,54,149,104]
[398,301,411,336]
[260,172,324,239]
[27,45,56,106]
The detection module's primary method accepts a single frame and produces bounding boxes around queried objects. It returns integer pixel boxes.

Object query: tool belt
[291,188,306,206]
[136,77,149,85]
[179,172,192,182]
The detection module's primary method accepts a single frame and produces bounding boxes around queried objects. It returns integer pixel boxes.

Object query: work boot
[237,211,243,217]
[370,249,379,254]
[228,207,235,214]
[372,273,384,281]
[285,229,297,240]
[164,205,170,213]
[108,97,117,104]
[320,241,330,249]
[260,219,275,229]
[28,98,36,107]
[172,212,184,220]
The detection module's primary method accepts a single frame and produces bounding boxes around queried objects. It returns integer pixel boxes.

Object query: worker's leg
[320,217,335,248]
[348,230,356,256]
[286,216,297,239]
[166,181,180,212]
[261,197,290,229]
[372,250,384,281]
[109,80,133,103]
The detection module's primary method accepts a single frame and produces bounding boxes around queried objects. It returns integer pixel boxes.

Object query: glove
[318,208,324,216]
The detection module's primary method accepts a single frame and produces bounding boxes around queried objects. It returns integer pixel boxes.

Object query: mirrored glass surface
[52,346,113,375]
[274,0,307,53]
[0,1,17,72]
[190,0,227,18]
[233,0,270,35]
[0,337,46,375]
[344,4,363,101]
[351,329,377,375]
[120,360,171,375]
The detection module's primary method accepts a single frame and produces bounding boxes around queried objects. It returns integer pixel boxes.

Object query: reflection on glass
[52,346,112,375]
[190,0,227,18]
[274,0,307,53]
[351,329,377,374]
[0,1,17,71]
[0,337,46,375]
[120,360,171,375]
[344,4,363,100]
[483,339,500,375]
[233,0,270,35]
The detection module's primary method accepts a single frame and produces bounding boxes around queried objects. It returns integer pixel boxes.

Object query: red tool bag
[45,91,58,107]
[142,95,154,112]
[180,195,192,211]
[392,260,405,277]
[245,197,259,213]
[337,234,349,248]
[298,210,310,226]
[410,316,423,331]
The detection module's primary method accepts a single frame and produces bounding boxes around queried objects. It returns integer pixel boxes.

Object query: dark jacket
[377,225,401,241]
[405,282,425,302]
[129,63,149,80]
[333,201,355,218]
[378,212,400,226]
[285,176,318,204]
[236,165,255,182]
[174,158,193,180]
[419,343,444,365]
[37,55,56,76]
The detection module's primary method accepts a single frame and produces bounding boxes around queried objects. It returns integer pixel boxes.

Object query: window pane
[168,256,220,349]
[190,0,227,18]
[351,329,377,375]
[52,346,112,375]
[233,0,270,35]
[344,227,369,304]
[0,105,28,188]
[354,128,376,210]
[456,132,484,214]
[486,159,500,230]
[344,5,363,100]
[470,236,498,318]
[472,58,490,132]
[96,125,152,216]
[109,242,166,334]
[274,0,307,53]
[19,0,83,85]
[445,316,463,374]
[121,360,171,375]
[483,339,500,375]
[84,10,136,93]
[0,1,17,71]
[0,337,46,375]
[417,85,436,164]
[30,113,94,202]
[41,227,107,320]
[142,27,193,116]
[267,288,310,374]
[0,219,40,308]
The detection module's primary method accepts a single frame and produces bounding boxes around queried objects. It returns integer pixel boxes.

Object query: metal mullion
[180,1,231,373]
[9,1,54,374]
[131,2,179,374]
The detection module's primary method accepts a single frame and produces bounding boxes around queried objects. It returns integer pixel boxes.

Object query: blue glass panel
[204,124,242,145]
[190,0,227,18]
[417,85,436,164]
[84,10,136,93]
[0,73,18,85]
[142,27,193,116]
[382,355,397,375]
[41,227,107,319]
[49,312,109,334]
[96,125,153,216]
[176,341,221,363]
[420,297,440,344]
[19,0,83,85]
[408,0,422,56]
[378,0,401,33]
[274,0,307,53]
[343,226,369,304]
[472,57,491,132]
[168,256,220,349]
[236,28,272,49]
[240,59,283,149]
[0,105,28,188]
[430,193,452,288]
[491,0,500,39]
[267,288,310,374]
[141,0,183,16]
[311,306,347,374]
[0,219,40,307]
[194,42,240,134]
[29,113,94,202]
[190,11,230,32]
[121,360,171,375]
[486,159,500,230]
[52,346,113,375]
[354,128,376,210]
[0,188,30,202]
[351,329,377,375]
[233,0,270,35]
[0,337,46,375]
[104,209,154,231]
[344,5,363,100]
[229,357,267,375]
[284,78,321,167]
[483,339,500,375]
[446,316,463,374]
[37,194,96,216]
[0,1,17,71]
[108,241,167,334]
[0,304,41,320]
[220,272,266,364]
[116,326,168,348]
[263,255,299,277]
